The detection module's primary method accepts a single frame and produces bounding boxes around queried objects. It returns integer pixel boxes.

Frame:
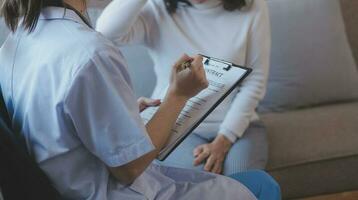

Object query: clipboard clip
[203,55,232,71]
[223,64,232,71]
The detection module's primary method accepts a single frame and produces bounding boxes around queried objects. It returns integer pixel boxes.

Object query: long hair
[0,0,89,32]
[164,0,249,13]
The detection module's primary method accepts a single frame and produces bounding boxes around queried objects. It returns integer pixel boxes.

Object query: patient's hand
[137,97,161,112]
[193,135,232,174]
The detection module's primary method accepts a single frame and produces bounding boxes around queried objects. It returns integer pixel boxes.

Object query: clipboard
[140,55,252,161]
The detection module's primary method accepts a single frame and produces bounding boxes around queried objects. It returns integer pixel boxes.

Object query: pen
[180,60,192,71]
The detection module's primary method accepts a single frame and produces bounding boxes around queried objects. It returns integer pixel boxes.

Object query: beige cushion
[341,0,358,65]
[262,102,358,170]
[259,0,358,112]
[269,155,358,199]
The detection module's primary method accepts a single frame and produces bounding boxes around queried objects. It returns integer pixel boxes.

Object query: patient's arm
[96,0,157,46]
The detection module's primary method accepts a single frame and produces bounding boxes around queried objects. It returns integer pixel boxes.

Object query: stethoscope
[62,3,93,28]
[44,0,93,28]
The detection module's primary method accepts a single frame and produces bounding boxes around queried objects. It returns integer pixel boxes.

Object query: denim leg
[223,121,268,175]
[158,121,268,175]
[229,170,281,200]
[157,133,208,171]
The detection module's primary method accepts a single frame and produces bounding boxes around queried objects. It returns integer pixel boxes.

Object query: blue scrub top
[0,7,256,200]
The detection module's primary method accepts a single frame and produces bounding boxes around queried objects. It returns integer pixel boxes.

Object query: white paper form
[140,56,251,160]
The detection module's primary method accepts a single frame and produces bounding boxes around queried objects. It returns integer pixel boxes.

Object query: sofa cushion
[262,102,358,170]
[340,0,358,64]
[269,155,358,199]
[120,46,156,97]
[259,0,358,112]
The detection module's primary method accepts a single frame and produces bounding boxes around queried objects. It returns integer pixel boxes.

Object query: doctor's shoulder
[59,19,122,57]
[59,21,127,76]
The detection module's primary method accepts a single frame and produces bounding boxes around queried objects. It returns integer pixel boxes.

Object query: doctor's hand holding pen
[168,54,209,100]
[137,54,208,112]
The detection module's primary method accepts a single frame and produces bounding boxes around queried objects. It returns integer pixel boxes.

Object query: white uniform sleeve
[96,0,158,46]
[219,0,271,142]
[63,49,155,167]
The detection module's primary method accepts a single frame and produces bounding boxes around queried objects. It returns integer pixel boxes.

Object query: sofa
[258,0,358,199]
[1,0,357,199]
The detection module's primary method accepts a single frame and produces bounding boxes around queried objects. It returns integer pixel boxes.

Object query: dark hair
[1,0,89,32]
[164,0,248,13]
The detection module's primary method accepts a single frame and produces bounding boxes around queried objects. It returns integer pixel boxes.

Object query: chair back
[0,91,61,199]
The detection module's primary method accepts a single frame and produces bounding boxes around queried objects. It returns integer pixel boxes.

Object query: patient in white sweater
[96,0,271,175]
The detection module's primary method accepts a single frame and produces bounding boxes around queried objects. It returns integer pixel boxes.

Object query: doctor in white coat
[0,0,280,199]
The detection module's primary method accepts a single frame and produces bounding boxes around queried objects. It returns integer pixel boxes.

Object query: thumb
[145,98,161,106]
[174,54,194,72]
[193,145,204,157]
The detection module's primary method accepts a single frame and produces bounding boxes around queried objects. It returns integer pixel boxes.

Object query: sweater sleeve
[218,0,271,142]
[95,0,158,46]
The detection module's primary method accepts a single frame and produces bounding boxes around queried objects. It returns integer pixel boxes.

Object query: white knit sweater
[96,0,271,142]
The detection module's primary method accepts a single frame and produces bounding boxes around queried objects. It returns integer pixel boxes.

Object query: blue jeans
[230,170,281,200]
[159,121,268,175]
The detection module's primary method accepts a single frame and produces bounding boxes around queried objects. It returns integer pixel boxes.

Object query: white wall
[88,0,112,9]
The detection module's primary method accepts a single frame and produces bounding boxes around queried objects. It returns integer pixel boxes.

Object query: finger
[204,156,216,172]
[194,150,210,166]
[193,146,204,157]
[216,164,223,174]
[138,97,146,111]
[191,55,208,88]
[194,152,208,166]
[143,98,161,106]
[137,97,145,104]
[138,97,161,112]
[200,75,209,89]
[190,55,204,71]
[218,165,223,174]
[174,54,193,71]
[139,97,161,107]
[212,160,223,174]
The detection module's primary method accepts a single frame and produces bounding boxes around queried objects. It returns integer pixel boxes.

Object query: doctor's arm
[96,0,156,46]
[108,55,208,185]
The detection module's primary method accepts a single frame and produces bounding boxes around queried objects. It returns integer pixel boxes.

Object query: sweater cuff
[218,128,238,143]
[219,116,251,140]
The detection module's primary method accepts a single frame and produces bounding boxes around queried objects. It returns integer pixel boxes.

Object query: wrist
[215,134,233,147]
[164,90,188,107]
[166,89,189,104]
[218,128,238,143]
